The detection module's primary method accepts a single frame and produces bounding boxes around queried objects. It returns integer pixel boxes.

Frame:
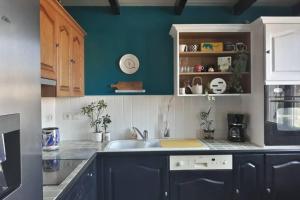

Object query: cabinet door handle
[266,188,271,194]
[164,192,168,197]
[235,189,240,194]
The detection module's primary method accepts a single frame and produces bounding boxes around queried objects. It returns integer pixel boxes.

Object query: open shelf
[180,72,250,75]
[172,28,252,96]
[178,93,251,97]
[179,51,240,57]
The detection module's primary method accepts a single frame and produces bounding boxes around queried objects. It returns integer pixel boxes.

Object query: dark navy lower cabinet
[266,154,300,200]
[170,170,232,200]
[103,155,168,200]
[60,159,97,200]
[233,154,264,200]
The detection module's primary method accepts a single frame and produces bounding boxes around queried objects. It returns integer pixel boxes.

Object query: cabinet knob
[266,50,270,54]
[266,188,271,194]
[235,189,240,194]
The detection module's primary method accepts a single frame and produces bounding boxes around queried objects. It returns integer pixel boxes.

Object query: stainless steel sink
[105,140,161,151]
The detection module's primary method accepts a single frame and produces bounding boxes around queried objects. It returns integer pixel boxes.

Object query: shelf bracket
[108,0,120,15]
[175,0,187,15]
[233,0,257,15]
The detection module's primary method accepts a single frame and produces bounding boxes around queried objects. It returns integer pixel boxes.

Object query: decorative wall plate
[210,78,227,94]
[119,54,140,74]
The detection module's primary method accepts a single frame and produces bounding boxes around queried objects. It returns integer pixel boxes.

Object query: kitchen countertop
[42,139,300,200]
[43,141,105,200]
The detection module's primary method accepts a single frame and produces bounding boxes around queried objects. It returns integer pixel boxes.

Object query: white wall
[41,96,243,141]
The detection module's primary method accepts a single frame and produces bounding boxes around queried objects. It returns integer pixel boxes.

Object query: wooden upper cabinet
[40,0,86,97]
[57,18,72,96]
[71,30,84,96]
[40,0,57,80]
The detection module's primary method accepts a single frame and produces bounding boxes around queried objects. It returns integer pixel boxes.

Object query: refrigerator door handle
[0,133,6,163]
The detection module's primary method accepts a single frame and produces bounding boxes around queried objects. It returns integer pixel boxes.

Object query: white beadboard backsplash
[41,96,243,141]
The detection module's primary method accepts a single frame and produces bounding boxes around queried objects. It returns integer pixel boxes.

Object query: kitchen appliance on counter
[265,85,300,145]
[42,159,83,186]
[42,127,60,151]
[227,114,247,142]
[0,114,21,199]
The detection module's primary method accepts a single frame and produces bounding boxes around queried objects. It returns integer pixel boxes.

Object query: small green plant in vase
[101,114,112,141]
[200,107,214,139]
[81,100,111,142]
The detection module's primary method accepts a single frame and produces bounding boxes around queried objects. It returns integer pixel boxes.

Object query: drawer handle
[194,163,208,167]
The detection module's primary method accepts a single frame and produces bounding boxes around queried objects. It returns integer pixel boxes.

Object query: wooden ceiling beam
[108,0,120,15]
[175,0,187,15]
[233,0,257,15]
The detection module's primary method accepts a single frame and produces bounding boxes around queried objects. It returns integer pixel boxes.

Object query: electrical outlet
[63,113,72,120]
[72,113,83,120]
[46,114,53,122]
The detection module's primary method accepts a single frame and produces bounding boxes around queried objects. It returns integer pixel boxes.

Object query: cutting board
[160,139,205,148]
[111,81,143,90]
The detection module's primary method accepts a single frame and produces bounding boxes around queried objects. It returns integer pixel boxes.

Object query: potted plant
[228,51,249,93]
[81,100,111,142]
[101,114,112,142]
[200,107,214,139]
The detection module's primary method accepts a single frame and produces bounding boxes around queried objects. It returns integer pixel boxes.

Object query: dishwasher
[169,155,233,200]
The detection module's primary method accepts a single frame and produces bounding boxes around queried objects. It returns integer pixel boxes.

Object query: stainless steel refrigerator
[0,0,42,199]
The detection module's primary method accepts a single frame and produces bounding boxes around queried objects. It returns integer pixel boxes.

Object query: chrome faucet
[132,127,149,141]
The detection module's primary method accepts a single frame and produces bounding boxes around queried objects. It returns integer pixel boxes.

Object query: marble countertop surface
[43,141,104,200]
[43,139,300,200]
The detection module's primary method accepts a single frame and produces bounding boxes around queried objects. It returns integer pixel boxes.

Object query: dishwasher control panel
[170,155,232,171]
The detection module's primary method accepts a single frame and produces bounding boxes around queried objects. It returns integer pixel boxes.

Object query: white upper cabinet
[263,17,300,84]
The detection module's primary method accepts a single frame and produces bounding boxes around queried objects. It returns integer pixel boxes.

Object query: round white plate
[119,54,140,74]
[210,78,227,94]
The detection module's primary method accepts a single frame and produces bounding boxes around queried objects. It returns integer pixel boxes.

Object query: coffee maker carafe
[227,114,247,142]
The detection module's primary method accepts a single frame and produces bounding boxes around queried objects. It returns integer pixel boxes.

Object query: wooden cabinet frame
[40,0,86,97]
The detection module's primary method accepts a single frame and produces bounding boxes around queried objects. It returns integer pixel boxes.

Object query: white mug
[179,88,186,95]
[179,44,188,52]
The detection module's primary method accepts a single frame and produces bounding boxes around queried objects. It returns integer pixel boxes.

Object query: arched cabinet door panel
[70,31,84,96]
[103,156,168,200]
[266,154,300,200]
[170,171,232,200]
[57,18,72,96]
[234,154,264,200]
[40,0,57,80]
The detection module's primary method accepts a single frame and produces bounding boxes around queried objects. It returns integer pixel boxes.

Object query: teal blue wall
[66,6,291,95]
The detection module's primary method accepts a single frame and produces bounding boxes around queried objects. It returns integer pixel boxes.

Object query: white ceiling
[61,0,299,7]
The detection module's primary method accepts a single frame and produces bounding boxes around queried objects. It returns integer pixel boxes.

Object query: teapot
[188,77,203,94]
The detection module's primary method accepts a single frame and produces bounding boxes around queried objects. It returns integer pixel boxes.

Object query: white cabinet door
[265,24,300,82]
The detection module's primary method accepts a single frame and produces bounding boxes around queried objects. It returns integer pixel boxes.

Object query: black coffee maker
[227,114,247,142]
